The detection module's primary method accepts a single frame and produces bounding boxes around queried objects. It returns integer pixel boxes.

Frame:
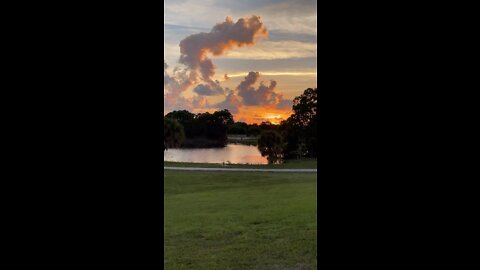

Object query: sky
[164,0,317,124]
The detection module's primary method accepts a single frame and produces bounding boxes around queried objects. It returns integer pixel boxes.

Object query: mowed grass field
[164,170,317,270]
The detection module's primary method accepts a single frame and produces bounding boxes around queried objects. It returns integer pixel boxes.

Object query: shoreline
[163,159,317,169]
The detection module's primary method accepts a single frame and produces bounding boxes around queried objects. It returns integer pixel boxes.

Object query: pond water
[164,144,268,164]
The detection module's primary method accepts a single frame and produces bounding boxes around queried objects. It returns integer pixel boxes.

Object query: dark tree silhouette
[246,124,261,137]
[292,88,317,127]
[165,110,195,137]
[164,117,185,151]
[258,130,284,164]
[228,122,249,135]
[165,109,234,148]
[281,88,318,158]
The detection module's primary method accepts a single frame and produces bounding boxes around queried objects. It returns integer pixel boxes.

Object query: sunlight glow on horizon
[223,71,317,79]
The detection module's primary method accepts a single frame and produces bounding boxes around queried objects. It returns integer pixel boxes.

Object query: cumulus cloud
[164,89,211,112]
[165,16,269,112]
[211,90,242,113]
[236,72,288,109]
[164,15,295,120]
[192,95,209,108]
[179,15,267,85]
[164,93,192,112]
[211,71,293,114]
[193,83,225,96]
[164,60,192,95]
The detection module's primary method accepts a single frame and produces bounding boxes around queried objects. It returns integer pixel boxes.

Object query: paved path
[164,166,317,173]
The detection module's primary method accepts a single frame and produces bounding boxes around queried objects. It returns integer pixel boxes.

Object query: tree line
[164,109,233,148]
[164,88,318,163]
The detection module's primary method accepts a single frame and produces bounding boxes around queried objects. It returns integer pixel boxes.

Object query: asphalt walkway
[164,166,317,173]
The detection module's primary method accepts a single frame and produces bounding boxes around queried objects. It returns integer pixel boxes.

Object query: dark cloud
[193,83,225,96]
[237,72,286,107]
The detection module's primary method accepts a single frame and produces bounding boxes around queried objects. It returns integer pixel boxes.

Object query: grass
[164,170,317,270]
[164,159,317,169]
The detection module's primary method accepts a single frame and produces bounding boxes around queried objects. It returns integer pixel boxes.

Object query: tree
[164,109,234,148]
[228,122,248,135]
[210,110,234,142]
[165,110,195,138]
[258,130,284,164]
[280,117,303,159]
[246,124,261,137]
[292,88,317,127]
[164,117,185,151]
[212,109,234,126]
[259,121,276,131]
[282,88,318,158]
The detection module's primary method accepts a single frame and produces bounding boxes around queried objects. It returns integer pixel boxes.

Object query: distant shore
[227,135,258,145]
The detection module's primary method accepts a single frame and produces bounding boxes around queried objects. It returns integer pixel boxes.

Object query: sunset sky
[164,0,317,124]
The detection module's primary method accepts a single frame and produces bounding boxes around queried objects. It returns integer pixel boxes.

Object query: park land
[164,162,317,270]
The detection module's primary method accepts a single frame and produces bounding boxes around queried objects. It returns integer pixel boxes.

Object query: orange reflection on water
[164,144,268,164]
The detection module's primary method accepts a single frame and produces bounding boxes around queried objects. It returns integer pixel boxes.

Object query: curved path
[164,166,317,173]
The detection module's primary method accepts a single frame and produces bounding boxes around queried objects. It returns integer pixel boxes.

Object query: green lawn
[164,170,317,270]
[164,159,317,169]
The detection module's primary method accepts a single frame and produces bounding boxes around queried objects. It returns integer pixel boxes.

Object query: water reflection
[164,144,268,164]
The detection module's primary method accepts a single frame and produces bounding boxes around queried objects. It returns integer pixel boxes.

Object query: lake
[164,144,268,164]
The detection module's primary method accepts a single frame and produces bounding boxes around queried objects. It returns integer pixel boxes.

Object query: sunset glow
[234,106,292,125]
[222,71,317,79]
[164,0,317,124]
[263,115,283,125]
